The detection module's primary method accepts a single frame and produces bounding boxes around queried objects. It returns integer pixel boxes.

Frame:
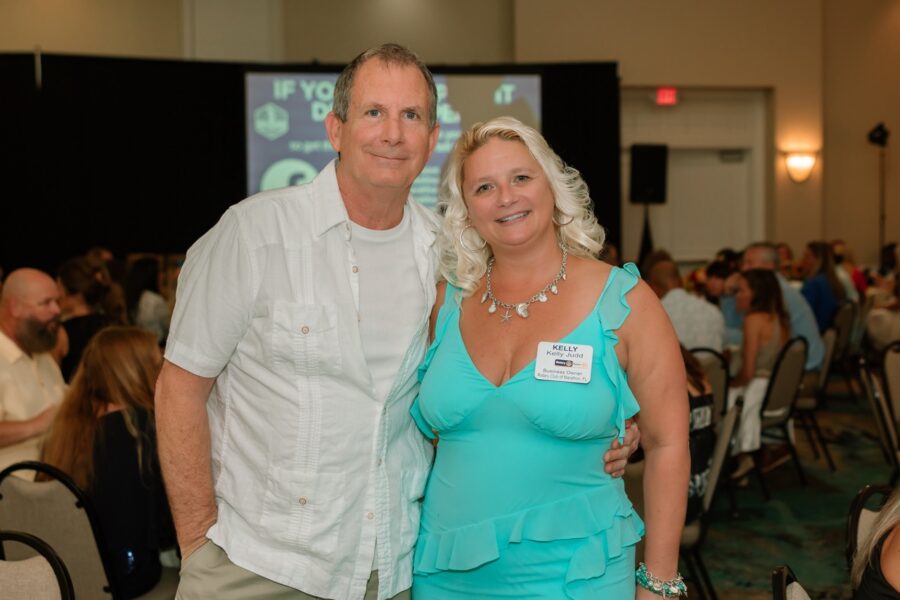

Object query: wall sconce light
[784,152,817,183]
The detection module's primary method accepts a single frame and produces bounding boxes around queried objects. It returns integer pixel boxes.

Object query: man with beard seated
[0,268,66,472]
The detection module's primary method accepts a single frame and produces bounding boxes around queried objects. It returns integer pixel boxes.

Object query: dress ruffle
[414,487,645,599]
[597,262,642,442]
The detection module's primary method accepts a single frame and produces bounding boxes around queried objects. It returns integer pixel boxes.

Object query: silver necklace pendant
[485,244,567,321]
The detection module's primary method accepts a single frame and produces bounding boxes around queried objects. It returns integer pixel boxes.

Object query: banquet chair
[858,361,900,485]
[680,399,742,600]
[0,530,75,600]
[691,347,730,424]
[846,483,894,576]
[832,302,861,399]
[0,461,117,599]
[753,337,808,500]
[771,565,812,600]
[794,329,837,471]
[881,340,900,429]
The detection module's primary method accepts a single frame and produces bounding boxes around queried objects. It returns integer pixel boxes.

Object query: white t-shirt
[350,209,426,402]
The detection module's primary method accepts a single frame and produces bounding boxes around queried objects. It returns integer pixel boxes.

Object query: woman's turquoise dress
[411,264,645,599]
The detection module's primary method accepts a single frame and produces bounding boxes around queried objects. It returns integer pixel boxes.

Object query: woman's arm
[617,280,690,593]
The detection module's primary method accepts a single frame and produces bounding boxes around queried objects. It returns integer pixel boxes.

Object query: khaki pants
[177,541,411,600]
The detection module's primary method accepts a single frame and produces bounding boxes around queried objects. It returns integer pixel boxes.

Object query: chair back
[0,530,74,600]
[759,337,808,424]
[0,462,115,599]
[846,484,894,573]
[882,340,900,428]
[703,399,742,514]
[833,301,857,361]
[817,329,837,393]
[859,360,900,472]
[691,347,729,423]
[772,565,812,600]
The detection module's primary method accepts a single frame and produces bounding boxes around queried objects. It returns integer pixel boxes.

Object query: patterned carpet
[696,384,891,599]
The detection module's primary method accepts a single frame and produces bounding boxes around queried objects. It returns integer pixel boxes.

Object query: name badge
[534,342,593,384]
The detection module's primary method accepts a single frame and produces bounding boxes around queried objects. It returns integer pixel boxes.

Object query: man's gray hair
[746,242,780,268]
[332,43,438,129]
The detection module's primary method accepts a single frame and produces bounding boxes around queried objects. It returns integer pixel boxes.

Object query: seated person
[57,256,124,381]
[852,486,900,599]
[41,326,174,599]
[682,346,715,523]
[799,241,846,332]
[726,269,789,479]
[649,260,725,352]
[0,268,65,472]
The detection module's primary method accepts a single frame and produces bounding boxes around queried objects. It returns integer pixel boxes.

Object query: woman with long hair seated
[727,269,789,479]
[852,487,900,599]
[411,117,689,599]
[41,326,174,598]
[799,241,847,332]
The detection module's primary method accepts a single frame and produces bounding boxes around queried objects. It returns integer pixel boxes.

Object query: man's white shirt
[661,288,725,352]
[165,161,439,600]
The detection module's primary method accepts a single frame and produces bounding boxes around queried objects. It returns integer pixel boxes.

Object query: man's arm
[155,359,218,559]
[603,418,640,477]
[0,405,56,448]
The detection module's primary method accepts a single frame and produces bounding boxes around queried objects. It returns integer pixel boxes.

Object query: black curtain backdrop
[0,54,619,274]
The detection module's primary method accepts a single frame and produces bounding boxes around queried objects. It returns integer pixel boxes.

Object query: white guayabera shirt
[166,161,439,600]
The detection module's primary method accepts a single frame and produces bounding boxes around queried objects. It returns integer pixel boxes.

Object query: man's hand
[604,418,641,478]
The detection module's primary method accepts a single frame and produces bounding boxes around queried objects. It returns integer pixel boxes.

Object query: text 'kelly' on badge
[534,342,593,384]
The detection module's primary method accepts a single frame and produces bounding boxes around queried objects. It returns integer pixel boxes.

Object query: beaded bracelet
[635,562,688,598]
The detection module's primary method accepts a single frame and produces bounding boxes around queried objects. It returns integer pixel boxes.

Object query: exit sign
[655,87,678,106]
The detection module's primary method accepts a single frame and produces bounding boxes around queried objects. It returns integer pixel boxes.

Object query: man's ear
[325,111,342,154]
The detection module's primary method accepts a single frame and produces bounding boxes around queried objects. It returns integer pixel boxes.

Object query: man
[648,259,725,352]
[157,44,637,600]
[0,268,65,471]
[721,242,824,370]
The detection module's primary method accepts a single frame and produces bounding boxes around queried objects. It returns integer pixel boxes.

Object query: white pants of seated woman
[727,377,794,455]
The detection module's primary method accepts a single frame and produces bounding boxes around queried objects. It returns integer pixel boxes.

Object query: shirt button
[300,326,310,334]
[366,512,375,520]
[352,265,359,273]
[377,458,383,466]
[298,497,308,505]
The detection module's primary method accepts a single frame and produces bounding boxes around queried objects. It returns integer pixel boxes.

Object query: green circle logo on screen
[260,159,319,191]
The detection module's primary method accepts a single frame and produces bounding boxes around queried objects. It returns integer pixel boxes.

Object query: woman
[57,256,126,380]
[682,347,715,524]
[125,257,170,344]
[853,487,900,599]
[411,117,689,598]
[800,241,846,332]
[727,269,789,478]
[41,326,174,599]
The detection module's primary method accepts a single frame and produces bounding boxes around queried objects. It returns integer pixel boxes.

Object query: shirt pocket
[258,467,347,560]
[270,301,343,376]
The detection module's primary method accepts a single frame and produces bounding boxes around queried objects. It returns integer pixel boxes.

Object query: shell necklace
[481,245,568,322]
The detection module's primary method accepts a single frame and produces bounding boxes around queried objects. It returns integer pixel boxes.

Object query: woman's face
[800,247,816,276]
[735,276,753,313]
[461,137,556,251]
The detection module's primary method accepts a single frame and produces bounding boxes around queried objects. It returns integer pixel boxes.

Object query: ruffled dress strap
[411,282,460,439]
[597,262,642,442]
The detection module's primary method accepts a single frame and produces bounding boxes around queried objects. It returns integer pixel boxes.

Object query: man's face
[741,247,774,271]
[14,279,61,354]
[326,59,439,196]
[706,276,725,298]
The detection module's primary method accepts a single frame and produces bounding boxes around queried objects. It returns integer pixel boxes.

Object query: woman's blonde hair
[41,326,161,490]
[438,116,605,295]
[852,486,900,587]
